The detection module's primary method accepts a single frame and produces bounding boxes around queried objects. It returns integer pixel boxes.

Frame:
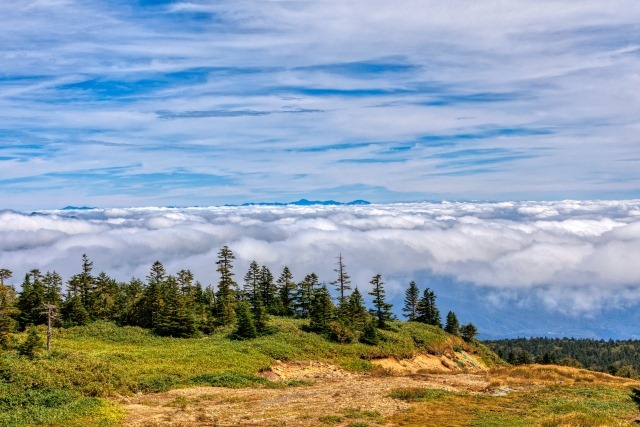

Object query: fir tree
[92,272,118,321]
[460,323,478,342]
[293,273,318,318]
[308,285,334,334]
[259,265,277,312]
[137,261,167,329]
[368,274,393,329]
[416,288,441,327]
[252,295,269,334]
[330,254,351,314]
[402,281,420,321]
[215,246,237,326]
[444,311,460,335]
[61,295,89,327]
[232,300,257,339]
[0,268,12,286]
[18,326,44,358]
[359,317,380,345]
[0,283,17,349]
[155,275,197,337]
[243,261,261,305]
[276,266,296,316]
[344,287,368,330]
[17,270,46,329]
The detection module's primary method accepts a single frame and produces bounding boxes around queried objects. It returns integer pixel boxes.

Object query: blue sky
[1,1,640,210]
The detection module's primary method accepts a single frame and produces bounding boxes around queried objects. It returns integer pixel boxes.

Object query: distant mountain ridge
[235,199,371,207]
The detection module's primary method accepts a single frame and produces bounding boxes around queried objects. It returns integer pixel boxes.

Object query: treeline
[484,337,640,378]
[0,247,476,346]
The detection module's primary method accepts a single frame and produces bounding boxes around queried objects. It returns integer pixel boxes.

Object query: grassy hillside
[0,318,492,426]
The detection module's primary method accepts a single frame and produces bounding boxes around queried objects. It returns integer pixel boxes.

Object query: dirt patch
[372,351,488,375]
[121,361,493,427]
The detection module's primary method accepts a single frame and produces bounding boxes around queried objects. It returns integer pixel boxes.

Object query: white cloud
[2,200,640,315]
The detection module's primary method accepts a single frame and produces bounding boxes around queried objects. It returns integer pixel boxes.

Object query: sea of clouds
[2,200,640,317]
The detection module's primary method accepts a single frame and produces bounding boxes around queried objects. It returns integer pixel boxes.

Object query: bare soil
[120,353,495,427]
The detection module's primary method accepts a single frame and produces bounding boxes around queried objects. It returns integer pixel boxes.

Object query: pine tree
[293,273,318,318]
[18,326,44,358]
[232,300,257,339]
[252,295,269,334]
[259,265,277,312]
[0,268,12,286]
[0,282,17,349]
[331,254,351,314]
[137,261,167,329]
[17,270,46,329]
[359,316,380,345]
[368,274,393,329]
[243,261,261,305]
[61,295,89,327]
[402,281,420,321]
[416,288,441,327]
[92,272,118,320]
[444,311,460,335]
[276,266,295,316]
[460,323,478,342]
[344,287,368,330]
[308,285,334,334]
[155,275,197,337]
[215,246,237,326]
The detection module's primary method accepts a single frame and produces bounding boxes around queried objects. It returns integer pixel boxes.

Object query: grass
[7,320,634,426]
[389,365,640,427]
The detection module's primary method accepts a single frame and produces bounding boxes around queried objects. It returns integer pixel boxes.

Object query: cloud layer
[1,1,640,209]
[2,201,640,318]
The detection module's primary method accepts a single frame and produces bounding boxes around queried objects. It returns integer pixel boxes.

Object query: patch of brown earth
[372,351,488,375]
[120,359,493,427]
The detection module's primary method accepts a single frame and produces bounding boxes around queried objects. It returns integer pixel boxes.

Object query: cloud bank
[2,200,640,317]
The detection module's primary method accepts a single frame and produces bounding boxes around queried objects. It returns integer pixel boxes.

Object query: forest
[0,246,476,349]
[485,337,640,378]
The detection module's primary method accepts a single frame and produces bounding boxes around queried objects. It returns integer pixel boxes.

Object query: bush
[17,327,44,358]
[329,321,355,344]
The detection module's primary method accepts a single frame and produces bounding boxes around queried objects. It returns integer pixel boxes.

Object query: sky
[2,1,640,338]
[1,0,640,209]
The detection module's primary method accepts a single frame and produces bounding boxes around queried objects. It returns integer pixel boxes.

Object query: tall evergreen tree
[0,268,12,286]
[308,285,334,334]
[137,261,167,329]
[276,266,296,316]
[368,274,393,329]
[155,275,197,337]
[402,281,420,321]
[62,294,89,327]
[444,311,460,335]
[42,271,63,309]
[460,323,478,342]
[416,288,441,327]
[92,272,118,320]
[259,265,277,311]
[215,246,237,326]
[344,287,368,330]
[293,273,318,318]
[251,295,269,334]
[330,254,351,313]
[0,282,17,348]
[243,261,261,305]
[17,270,46,329]
[232,300,257,339]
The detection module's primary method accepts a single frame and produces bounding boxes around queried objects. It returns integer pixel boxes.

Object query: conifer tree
[215,246,237,326]
[17,270,46,329]
[460,323,478,342]
[62,295,89,327]
[344,287,368,330]
[137,261,167,329]
[308,285,334,334]
[444,311,460,335]
[155,275,197,337]
[276,266,296,316]
[243,261,260,305]
[232,300,257,339]
[359,316,380,345]
[0,282,17,349]
[92,272,118,320]
[293,273,318,318]
[368,274,393,329]
[0,268,12,287]
[416,288,441,327]
[252,295,269,334]
[259,265,277,312]
[331,254,351,314]
[18,326,44,358]
[402,281,420,321]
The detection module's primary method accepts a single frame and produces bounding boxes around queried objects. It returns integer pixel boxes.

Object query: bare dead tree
[41,304,58,353]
